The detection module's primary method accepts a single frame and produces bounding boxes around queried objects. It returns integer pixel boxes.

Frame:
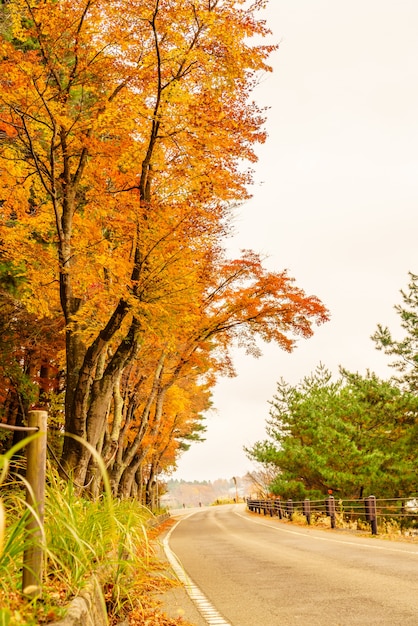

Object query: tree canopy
[0,0,328,501]
[246,364,418,500]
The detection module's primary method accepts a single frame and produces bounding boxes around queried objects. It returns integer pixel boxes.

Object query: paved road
[166,504,418,625]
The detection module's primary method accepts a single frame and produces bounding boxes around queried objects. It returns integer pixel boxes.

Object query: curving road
[165,503,418,626]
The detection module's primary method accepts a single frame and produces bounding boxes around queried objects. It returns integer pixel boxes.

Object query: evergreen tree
[372,272,418,392]
[245,364,418,499]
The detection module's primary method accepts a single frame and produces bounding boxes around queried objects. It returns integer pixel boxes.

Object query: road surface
[164,504,418,625]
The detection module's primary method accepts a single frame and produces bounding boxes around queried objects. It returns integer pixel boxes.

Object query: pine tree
[372,272,418,392]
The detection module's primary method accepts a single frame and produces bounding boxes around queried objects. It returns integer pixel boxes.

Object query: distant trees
[246,274,418,500]
[166,478,243,508]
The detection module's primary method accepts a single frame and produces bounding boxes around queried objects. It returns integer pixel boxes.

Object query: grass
[0,444,193,626]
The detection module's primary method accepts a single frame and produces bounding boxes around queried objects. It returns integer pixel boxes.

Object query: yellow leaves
[0,0,329,484]
[7,0,26,42]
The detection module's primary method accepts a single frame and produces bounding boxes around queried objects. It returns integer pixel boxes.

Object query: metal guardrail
[247,494,418,536]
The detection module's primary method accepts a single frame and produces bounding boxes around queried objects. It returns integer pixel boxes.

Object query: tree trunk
[60,326,87,474]
[118,457,142,499]
[66,316,140,485]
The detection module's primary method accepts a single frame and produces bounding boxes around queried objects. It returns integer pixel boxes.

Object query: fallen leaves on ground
[109,518,195,626]
[126,607,194,626]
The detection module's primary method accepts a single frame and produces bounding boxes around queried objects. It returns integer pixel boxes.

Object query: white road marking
[235,509,418,555]
[163,514,232,626]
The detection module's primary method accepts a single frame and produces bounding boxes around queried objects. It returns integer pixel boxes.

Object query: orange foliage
[0,0,328,489]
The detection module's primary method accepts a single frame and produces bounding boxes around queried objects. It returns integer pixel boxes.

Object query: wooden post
[303,498,311,525]
[22,410,47,599]
[232,476,238,503]
[365,495,378,535]
[326,495,336,528]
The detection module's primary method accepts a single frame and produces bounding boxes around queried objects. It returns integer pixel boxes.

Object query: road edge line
[163,515,232,626]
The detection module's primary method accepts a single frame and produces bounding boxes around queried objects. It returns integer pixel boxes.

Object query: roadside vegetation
[0,461,192,625]
[246,273,418,503]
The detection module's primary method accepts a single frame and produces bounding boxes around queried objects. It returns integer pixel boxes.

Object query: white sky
[171,0,418,483]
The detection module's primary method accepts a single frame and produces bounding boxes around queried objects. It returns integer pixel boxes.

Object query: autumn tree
[0,0,272,475]
[138,380,209,507]
[0,0,329,491]
[97,250,328,498]
[0,257,63,445]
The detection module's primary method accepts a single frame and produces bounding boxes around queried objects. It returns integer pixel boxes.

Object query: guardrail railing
[247,494,418,536]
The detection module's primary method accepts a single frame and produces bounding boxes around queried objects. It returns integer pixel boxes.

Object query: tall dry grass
[0,436,155,625]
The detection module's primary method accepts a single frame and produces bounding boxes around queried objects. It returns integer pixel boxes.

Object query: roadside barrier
[0,410,47,598]
[247,494,418,536]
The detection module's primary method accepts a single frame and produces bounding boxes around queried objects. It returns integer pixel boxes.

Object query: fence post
[303,498,311,525]
[22,410,47,599]
[365,495,378,535]
[286,499,293,520]
[326,495,336,528]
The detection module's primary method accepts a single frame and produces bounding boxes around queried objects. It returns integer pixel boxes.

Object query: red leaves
[199,251,329,356]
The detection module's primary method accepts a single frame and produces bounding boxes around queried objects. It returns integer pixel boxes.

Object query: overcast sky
[171,0,418,483]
